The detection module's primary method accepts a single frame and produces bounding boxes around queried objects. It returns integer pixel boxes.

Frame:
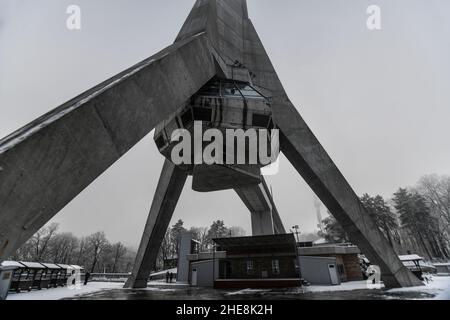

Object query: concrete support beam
[235,178,285,236]
[241,17,422,288]
[124,160,188,289]
[0,34,216,260]
[273,99,423,288]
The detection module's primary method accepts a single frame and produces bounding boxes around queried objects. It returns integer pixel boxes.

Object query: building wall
[300,253,363,282]
[189,260,220,287]
[342,254,364,281]
[298,256,340,286]
[219,256,297,280]
[177,232,194,283]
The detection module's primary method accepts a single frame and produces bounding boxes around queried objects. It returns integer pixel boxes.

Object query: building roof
[298,244,360,256]
[433,262,450,267]
[1,261,23,268]
[213,234,296,253]
[399,255,423,262]
[40,263,62,269]
[19,262,45,269]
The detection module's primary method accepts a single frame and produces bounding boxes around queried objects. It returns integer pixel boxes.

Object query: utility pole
[292,225,301,243]
[291,226,303,287]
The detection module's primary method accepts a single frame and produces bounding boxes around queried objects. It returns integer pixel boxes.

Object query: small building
[186,234,301,289]
[179,235,366,288]
[399,255,436,280]
[298,256,340,286]
[298,243,363,283]
[433,262,450,276]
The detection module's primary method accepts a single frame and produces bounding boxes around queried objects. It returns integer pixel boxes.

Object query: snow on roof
[399,254,423,261]
[1,261,23,268]
[40,263,62,269]
[69,265,84,270]
[433,262,450,267]
[313,238,327,245]
[150,268,177,277]
[20,262,45,269]
[56,264,72,269]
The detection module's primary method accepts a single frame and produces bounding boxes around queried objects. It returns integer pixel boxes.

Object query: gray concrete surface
[124,160,187,289]
[0,0,422,288]
[0,34,216,259]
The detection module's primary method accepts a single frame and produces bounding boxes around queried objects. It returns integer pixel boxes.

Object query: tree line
[319,174,450,261]
[10,224,134,273]
[10,220,246,273]
[156,219,246,270]
[10,174,449,270]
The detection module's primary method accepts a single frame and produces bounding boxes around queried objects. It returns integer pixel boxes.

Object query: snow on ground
[305,280,384,293]
[387,276,450,300]
[6,277,449,300]
[226,289,272,296]
[6,281,187,300]
[147,280,188,287]
[6,282,124,300]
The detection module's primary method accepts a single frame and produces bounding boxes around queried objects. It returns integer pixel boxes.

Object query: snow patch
[6,282,123,300]
[388,276,450,300]
[226,289,272,296]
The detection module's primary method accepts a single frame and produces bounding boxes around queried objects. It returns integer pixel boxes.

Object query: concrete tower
[0,0,422,289]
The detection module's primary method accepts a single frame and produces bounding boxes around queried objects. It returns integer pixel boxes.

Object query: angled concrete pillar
[0,34,217,260]
[239,12,422,288]
[235,178,285,236]
[273,101,423,288]
[124,160,188,289]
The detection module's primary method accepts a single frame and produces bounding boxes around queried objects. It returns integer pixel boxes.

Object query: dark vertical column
[124,160,188,289]
[235,180,285,236]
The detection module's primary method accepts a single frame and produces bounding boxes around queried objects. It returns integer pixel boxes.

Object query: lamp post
[292,225,300,243]
[291,226,303,287]
[212,244,218,288]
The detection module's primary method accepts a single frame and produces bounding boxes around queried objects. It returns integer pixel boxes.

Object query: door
[328,264,339,285]
[191,269,198,286]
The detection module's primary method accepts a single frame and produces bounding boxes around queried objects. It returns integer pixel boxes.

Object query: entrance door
[328,264,339,285]
[191,269,198,286]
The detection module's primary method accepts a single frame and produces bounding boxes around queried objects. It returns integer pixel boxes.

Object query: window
[155,135,166,149]
[235,83,263,98]
[246,260,254,275]
[197,81,221,96]
[234,82,266,99]
[271,259,280,275]
[221,82,242,97]
[181,109,193,128]
[193,107,212,122]
[252,114,270,128]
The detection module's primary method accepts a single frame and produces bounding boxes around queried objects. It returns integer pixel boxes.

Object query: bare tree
[229,226,246,238]
[28,223,59,261]
[416,175,450,258]
[86,232,108,273]
[111,242,127,273]
[48,232,78,264]
[417,174,450,228]
[190,227,210,252]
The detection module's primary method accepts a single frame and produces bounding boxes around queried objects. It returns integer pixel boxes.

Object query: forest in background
[10,174,450,273]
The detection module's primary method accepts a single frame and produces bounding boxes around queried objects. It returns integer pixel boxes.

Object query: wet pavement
[64,286,437,301]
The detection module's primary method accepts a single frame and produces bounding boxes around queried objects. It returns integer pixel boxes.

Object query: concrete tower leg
[124,160,188,289]
[272,99,424,288]
[235,178,285,236]
[0,34,217,261]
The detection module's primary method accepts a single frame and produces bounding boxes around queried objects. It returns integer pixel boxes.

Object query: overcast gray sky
[1,0,449,247]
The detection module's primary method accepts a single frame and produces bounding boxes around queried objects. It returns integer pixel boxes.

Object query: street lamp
[292,225,300,243]
[211,243,218,288]
[291,225,303,287]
